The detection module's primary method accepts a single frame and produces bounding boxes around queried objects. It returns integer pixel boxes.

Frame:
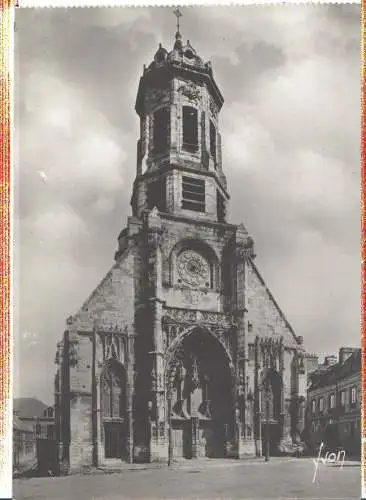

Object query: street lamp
[148,400,153,422]
[167,393,173,466]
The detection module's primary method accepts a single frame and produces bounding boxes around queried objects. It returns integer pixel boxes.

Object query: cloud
[18,67,126,219]
[15,5,360,402]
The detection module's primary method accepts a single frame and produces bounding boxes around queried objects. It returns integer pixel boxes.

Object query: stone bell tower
[55,13,308,473]
[131,22,227,224]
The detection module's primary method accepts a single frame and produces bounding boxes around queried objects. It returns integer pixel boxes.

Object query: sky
[14,5,360,405]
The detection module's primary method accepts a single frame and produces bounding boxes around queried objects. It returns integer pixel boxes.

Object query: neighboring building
[13,398,55,472]
[306,347,361,457]
[54,26,309,473]
[13,414,35,471]
[13,397,55,440]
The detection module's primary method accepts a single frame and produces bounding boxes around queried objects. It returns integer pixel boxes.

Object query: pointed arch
[165,325,235,396]
[260,367,282,422]
[100,359,126,420]
[164,325,236,459]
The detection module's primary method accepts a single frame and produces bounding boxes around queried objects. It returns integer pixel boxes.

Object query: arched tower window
[153,107,169,154]
[210,120,216,162]
[147,177,166,212]
[183,106,198,152]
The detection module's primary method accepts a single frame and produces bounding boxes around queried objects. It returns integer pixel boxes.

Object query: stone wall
[64,245,138,471]
[245,260,299,350]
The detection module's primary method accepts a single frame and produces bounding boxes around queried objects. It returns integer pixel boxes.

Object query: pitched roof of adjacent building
[308,348,361,391]
[13,414,34,433]
[13,397,49,419]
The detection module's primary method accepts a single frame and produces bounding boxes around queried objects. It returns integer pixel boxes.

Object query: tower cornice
[135,61,224,117]
[130,162,230,210]
[145,210,238,232]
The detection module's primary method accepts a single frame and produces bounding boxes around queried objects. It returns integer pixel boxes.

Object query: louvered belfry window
[153,107,169,154]
[182,106,198,152]
[182,176,205,212]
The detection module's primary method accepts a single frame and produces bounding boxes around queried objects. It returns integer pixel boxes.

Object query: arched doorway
[166,327,234,459]
[100,360,127,460]
[260,368,282,456]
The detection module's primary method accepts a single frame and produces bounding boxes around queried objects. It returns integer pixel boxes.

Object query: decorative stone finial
[173,8,183,51]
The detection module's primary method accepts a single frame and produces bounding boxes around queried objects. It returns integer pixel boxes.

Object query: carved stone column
[145,210,168,462]
[233,235,256,457]
[191,416,199,459]
[279,348,293,453]
[279,337,285,439]
[254,335,262,456]
[296,349,306,435]
[126,328,135,464]
[149,299,168,463]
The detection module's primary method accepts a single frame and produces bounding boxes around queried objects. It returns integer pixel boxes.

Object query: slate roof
[13,398,49,419]
[13,414,34,433]
[308,349,361,391]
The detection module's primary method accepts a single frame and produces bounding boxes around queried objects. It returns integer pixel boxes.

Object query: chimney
[339,347,358,364]
[305,353,319,374]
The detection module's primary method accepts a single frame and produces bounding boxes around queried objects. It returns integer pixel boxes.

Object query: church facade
[54,28,308,473]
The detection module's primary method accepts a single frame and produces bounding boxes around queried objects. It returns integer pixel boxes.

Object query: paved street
[13,457,361,500]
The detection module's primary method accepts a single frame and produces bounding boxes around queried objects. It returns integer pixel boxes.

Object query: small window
[147,178,166,212]
[329,393,335,409]
[47,425,54,440]
[182,176,205,212]
[183,106,198,152]
[351,386,357,405]
[153,107,169,154]
[340,390,346,407]
[311,399,316,414]
[185,50,195,60]
[156,50,165,63]
[319,397,324,412]
[217,190,226,222]
[210,120,216,162]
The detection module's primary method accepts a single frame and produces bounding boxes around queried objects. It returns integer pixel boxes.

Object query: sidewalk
[83,462,165,475]
[84,456,296,475]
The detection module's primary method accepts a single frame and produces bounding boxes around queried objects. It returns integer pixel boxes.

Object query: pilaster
[254,335,262,456]
[191,417,200,459]
[126,328,135,463]
[145,209,168,462]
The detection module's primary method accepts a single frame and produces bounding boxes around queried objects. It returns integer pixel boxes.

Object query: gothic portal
[54,24,308,472]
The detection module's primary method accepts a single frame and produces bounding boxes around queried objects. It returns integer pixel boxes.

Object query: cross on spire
[173,8,182,34]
